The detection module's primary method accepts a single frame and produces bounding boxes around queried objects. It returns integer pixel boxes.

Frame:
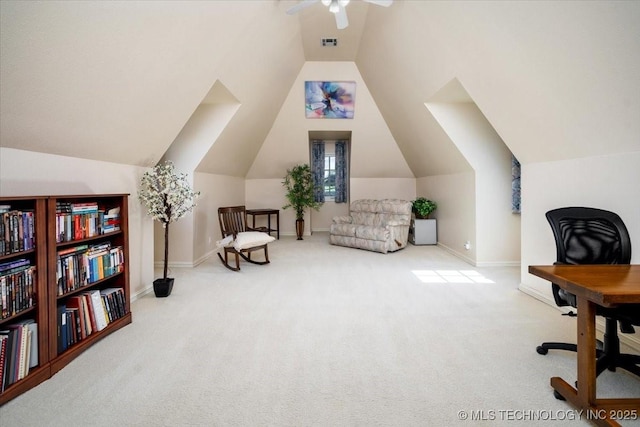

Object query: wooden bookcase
[0,194,131,405]
[0,197,50,405]
[46,194,131,375]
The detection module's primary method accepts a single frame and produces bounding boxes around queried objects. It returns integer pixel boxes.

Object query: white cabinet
[409,219,437,245]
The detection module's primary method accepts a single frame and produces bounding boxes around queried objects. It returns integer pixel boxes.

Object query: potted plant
[410,197,437,245]
[282,164,323,240]
[138,160,200,297]
[412,197,437,219]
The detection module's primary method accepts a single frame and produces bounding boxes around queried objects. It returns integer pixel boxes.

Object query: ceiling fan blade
[286,0,319,15]
[335,6,349,29]
[363,0,393,6]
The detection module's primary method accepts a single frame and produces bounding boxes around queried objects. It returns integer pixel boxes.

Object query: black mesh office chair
[536,207,640,382]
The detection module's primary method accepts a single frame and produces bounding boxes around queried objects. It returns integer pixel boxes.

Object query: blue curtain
[335,141,347,203]
[512,154,521,214]
[311,140,325,203]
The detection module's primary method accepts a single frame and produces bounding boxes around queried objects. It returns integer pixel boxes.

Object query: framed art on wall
[305,81,355,119]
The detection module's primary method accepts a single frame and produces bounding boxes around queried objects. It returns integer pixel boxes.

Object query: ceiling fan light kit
[288,0,392,30]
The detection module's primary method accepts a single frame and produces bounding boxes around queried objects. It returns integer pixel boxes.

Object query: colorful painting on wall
[305,81,355,119]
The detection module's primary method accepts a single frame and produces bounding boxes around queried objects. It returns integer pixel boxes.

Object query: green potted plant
[412,197,437,219]
[138,160,200,297]
[410,197,437,245]
[282,164,323,240]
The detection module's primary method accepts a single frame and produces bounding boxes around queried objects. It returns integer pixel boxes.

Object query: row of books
[56,243,124,296]
[58,288,126,354]
[55,202,120,243]
[0,259,36,320]
[0,208,36,256]
[0,319,38,393]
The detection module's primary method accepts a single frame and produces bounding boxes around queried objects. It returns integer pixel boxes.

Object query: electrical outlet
[464,241,471,250]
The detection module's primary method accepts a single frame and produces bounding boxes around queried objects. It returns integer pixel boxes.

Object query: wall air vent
[322,38,337,47]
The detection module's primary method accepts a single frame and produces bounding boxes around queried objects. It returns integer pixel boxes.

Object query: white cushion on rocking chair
[233,231,275,251]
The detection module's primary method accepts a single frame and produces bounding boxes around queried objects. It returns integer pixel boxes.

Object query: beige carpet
[1,233,639,427]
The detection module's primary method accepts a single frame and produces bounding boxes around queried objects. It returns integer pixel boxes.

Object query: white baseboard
[194,250,217,267]
[131,286,154,302]
[155,258,215,269]
[437,243,520,267]
[154,260,194,269]
[476,260,521,267]
[437,242,476,265]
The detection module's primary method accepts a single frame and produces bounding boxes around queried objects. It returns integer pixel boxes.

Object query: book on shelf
[101,293,113,323]
[66,296,88,340]
[70,202,98,214]
[12,318,38,369]
[0,258,31,273]
[87,290,108,331]
[0,321,34,387]
[56,243,124,296]
[1,209,36,255]
[18,325,30,379]
[0,334,7,392]
[54,201,122,242]
[0,330,13,390]
[100,288,126,320]
[70,291,108,336]
[82,294,93,336]
[102,212,121,233]
[81,293,97,333]
[58,296,97,352]
[3,329,16,388]
[66,307,79,347]
[58,307,82,353]
[57,305,67,354]
[1,263,36,320]
[55,202,72,213]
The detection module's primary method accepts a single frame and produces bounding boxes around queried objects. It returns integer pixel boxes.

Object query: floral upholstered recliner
[329,199,412,254]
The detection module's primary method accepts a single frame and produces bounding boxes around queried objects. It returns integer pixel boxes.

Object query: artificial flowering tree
[139,160,200,296]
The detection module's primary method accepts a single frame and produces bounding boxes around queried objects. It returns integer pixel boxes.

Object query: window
[324,153,336,198]
[310,138,349,203]
[512,154,521,214]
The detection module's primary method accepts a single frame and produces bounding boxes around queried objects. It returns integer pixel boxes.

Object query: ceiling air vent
[322,38,337,47]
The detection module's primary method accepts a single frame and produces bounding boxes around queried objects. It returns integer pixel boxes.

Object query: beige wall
[0,147,154,298]
[519,151,640,304]
[244,61,416,235]
[191,172,245,264]
[244,178,351,237]
[247,61,413,180]
[417,173,476,263]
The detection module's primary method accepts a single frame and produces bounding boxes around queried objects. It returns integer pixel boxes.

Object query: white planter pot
[409,218,437,245]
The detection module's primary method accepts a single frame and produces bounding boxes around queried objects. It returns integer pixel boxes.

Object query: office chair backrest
[546,207,631,265]
[545,207,631,307]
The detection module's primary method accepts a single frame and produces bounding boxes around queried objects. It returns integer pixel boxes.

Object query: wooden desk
[529,265,640,427]
[246,208,279,239]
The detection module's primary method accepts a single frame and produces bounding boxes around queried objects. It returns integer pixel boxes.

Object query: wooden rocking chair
[217,205,273,271]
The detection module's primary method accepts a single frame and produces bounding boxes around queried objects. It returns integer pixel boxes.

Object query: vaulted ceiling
[1,1,638,177]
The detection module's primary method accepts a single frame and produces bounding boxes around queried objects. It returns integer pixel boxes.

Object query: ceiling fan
[287,0,393,30]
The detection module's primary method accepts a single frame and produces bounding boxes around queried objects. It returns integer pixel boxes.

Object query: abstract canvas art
[305,81,355,119]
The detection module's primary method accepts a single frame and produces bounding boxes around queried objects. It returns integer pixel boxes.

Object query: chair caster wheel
[536,346,549,355]
[553,390,566,401]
